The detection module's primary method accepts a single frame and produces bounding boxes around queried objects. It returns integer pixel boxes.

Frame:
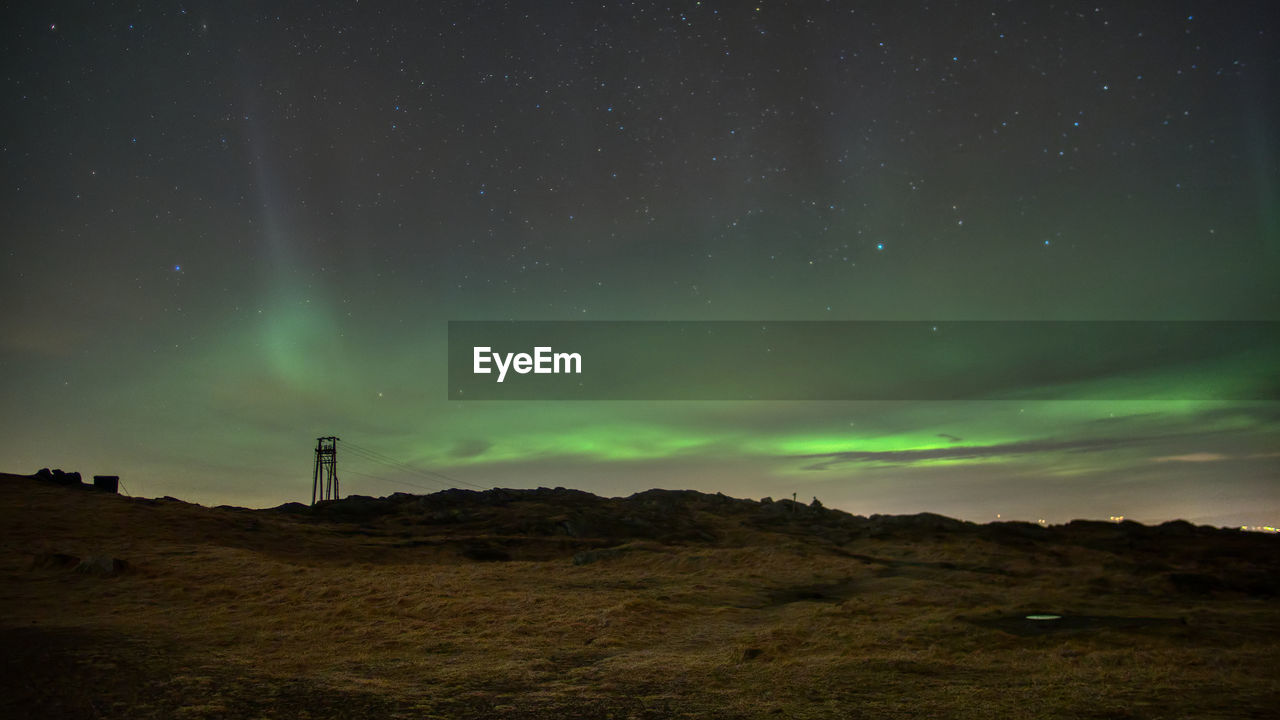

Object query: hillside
[2,472,1278,718]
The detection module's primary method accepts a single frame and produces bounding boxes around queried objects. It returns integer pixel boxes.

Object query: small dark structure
[93,475,120,493]
[311,436,340,505]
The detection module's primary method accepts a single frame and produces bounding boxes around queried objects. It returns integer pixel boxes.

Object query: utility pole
[312,436,340,504]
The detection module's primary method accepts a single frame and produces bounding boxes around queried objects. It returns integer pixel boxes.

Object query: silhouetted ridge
[6,472,1279,595]
[263,485,1267,550]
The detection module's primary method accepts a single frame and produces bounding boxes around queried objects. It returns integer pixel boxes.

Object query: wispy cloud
[1151,451,1280,463]
[1151,453,1229,463]
[793,435,1165,470]
[450,438,492,459]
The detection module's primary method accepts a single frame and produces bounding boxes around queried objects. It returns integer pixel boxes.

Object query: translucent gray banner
[447,321,1279,401]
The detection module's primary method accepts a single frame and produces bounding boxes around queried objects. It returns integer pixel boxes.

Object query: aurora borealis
[1,2,1277,526]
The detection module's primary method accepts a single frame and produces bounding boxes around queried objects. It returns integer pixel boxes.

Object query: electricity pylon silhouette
[311,436,340,504]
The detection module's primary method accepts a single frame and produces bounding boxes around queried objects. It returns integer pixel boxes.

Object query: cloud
[1150,453,1229,463]
[937,433,963,443]
[792,435,1160,470]
[450,438,492,459]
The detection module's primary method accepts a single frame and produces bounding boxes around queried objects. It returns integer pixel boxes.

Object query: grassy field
[1,475,1277,718]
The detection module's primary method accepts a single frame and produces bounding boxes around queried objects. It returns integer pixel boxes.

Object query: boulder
[572,548,624,566]
[47,469,82,486]
[31,552,80,570]
[461,544,511,562]
[74,555,129,576]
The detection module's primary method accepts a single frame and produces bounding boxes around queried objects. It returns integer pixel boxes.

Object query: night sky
[2,1,1277,527]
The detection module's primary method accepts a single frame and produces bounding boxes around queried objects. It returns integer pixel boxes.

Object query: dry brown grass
[2,476,1278,718]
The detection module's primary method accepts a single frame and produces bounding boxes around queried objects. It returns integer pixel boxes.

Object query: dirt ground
[2,475,1278,718]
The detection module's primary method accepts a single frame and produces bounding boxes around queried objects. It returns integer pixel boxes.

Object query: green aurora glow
[1,2,1277,527]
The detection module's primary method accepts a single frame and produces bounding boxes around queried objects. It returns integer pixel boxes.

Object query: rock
[572,548,623,566]
[74,555,129,576]
[47,469,82,486]
[560,517,587,538]
[982,521,1050,542]
[1167,572,1224,595]
[313,494,401,521]
[1154,519,1198,537]
[757,500,801,518]
[461,544,511,562]
[31,552,80,570]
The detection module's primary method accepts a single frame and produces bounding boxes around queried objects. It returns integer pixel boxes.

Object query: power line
[342,440,486,490]
[341,452,451,490]
[341,445,451,487]
[340,467,451,495]
[344,441,451,478]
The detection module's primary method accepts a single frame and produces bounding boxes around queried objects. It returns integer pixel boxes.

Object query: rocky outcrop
[74,555,129,576]
[33,468,83,487]
[29,552,130,576]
